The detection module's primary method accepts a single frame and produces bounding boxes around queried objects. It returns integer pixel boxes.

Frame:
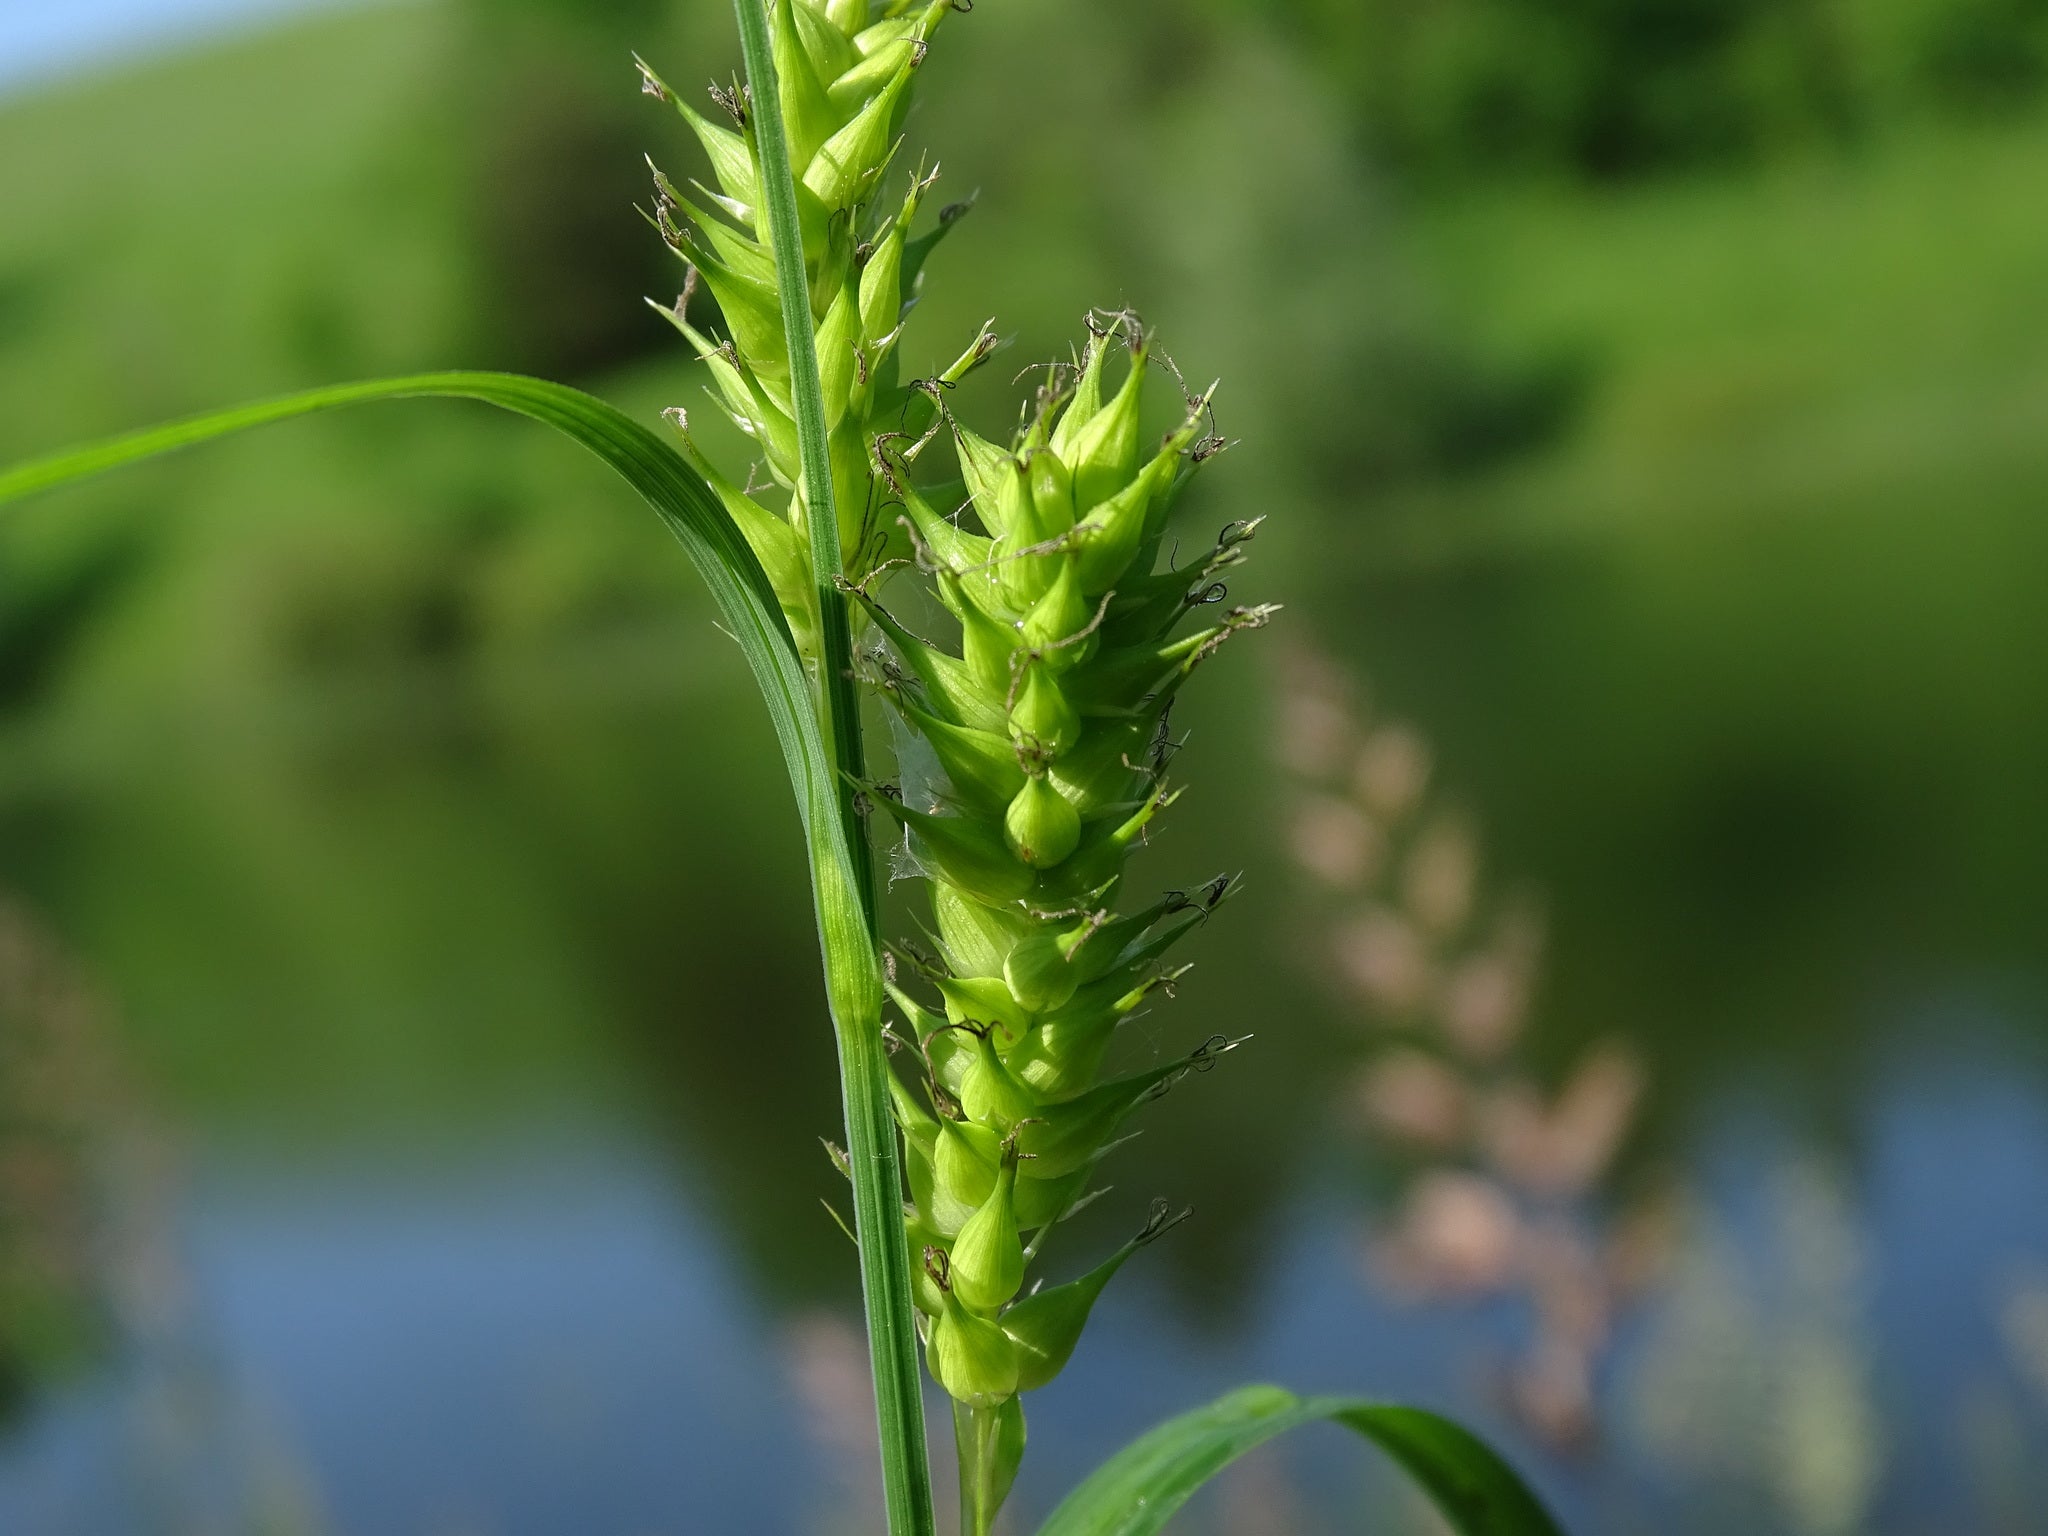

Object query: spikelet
[860,309,1267,1435]
[639,0,967,664]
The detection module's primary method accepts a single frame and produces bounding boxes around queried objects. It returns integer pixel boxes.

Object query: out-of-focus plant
[0,5,1566,1532]
[0,896,120,1416]
[1276,641,1674,1452]
[0,895,330,1530]
[1253,0,2048,183]
[450,0,686,377]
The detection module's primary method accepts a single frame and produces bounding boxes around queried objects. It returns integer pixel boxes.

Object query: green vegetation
[5,0,2048,1522]
[1337,109,2048,1100]
[0,2,1561,1531]
[1269,0,2048,180]
[1394,113,2048,549]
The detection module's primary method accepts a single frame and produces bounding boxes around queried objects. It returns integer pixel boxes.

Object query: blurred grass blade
[1035,1384,1563,1536]
[733,3,937,1534]
[0,368,879,1041]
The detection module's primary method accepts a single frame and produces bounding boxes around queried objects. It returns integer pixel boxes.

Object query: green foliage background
[4,0,2048,1480]
[1270,0,2048,180]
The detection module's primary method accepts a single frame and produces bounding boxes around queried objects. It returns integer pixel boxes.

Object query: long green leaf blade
[0,370,878,1033]
[1035,1384,1563,1536]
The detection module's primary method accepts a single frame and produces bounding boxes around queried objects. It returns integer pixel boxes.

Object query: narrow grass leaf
[0,370,877,1036]
[1035,1384,1563,1536]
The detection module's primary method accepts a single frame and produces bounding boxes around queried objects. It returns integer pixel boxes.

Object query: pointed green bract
[1002,1221,1158,1393]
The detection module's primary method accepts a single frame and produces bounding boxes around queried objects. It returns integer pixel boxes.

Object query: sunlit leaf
[1035,1384,1563,1536]
[0,370,878,1034]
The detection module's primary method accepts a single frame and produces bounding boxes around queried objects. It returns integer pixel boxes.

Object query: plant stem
[953,1402,1001,1536]
[731,5,936,1534]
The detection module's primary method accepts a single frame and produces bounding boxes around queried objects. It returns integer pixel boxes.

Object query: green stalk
[956,1402,1002,1536]
[731,4,935,1533]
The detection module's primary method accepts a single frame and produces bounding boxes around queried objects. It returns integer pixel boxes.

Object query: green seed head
[942,568,1025,695]
[908,1215,949,1316]
[1002,929,1080,1014]
[927,1255,1020,1407]
[1003,774,1082,870]
[907,708,1027,820]
[1001,1257,1118,1394]
[875,795,1037,907]
[802,52,916,210]
[1006,662,1080,756]
[935,972,1022,1032]
[1005,985,1129,1102]
[931,1114,1001,1234]
[957,1025,1038,1128]
[1058,337,1148,513]
[1020,558,1094,671]
[954,1396,1028,1528]
[948,1146,1024,1312]
[823,0,866,37]
[1026,449,1077,539]
[935,884,1032,980]
[1010,1164,1089,1229]
[887,1059,941,1160]
[1012,1067,1162,1177]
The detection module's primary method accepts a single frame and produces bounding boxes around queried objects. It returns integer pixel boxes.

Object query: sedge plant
[0,4,1565,1533]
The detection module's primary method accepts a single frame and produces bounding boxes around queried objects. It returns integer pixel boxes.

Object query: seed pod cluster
[648,4,1271,1523]
[862,316,1270,1428]
[641,0,983,663]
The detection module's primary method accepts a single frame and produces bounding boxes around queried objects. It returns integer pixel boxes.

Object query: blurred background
[3,0,2048,1530]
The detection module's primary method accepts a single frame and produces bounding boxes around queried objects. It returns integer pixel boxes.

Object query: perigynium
[0,4,1564,1533]
[640,5,1271,1525]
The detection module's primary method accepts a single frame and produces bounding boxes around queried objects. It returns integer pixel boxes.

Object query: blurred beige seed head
[1289,795,1383,889]
[1351,1048,1469,1150]
[1441,953,1526,1062]
[1521,1223,1613,1350]
[1479,1043,1645,1199]
[1375,1169,1521,1298]
[1508,1336,1598,1453]
[1604,1187,1685,1301]
[1998,1266,2048,1400]
[1353,723,1431,821]
[1277,687,1357,781]
[1212,1443,1305,1536]
[1333,905,1434,1015]
[783,1311,883,1526]
[1401,814,1478,936]
[1272,642,1668,1456]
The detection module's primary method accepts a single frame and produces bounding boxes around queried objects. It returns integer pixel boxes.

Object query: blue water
[5,1042,2044,1534]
